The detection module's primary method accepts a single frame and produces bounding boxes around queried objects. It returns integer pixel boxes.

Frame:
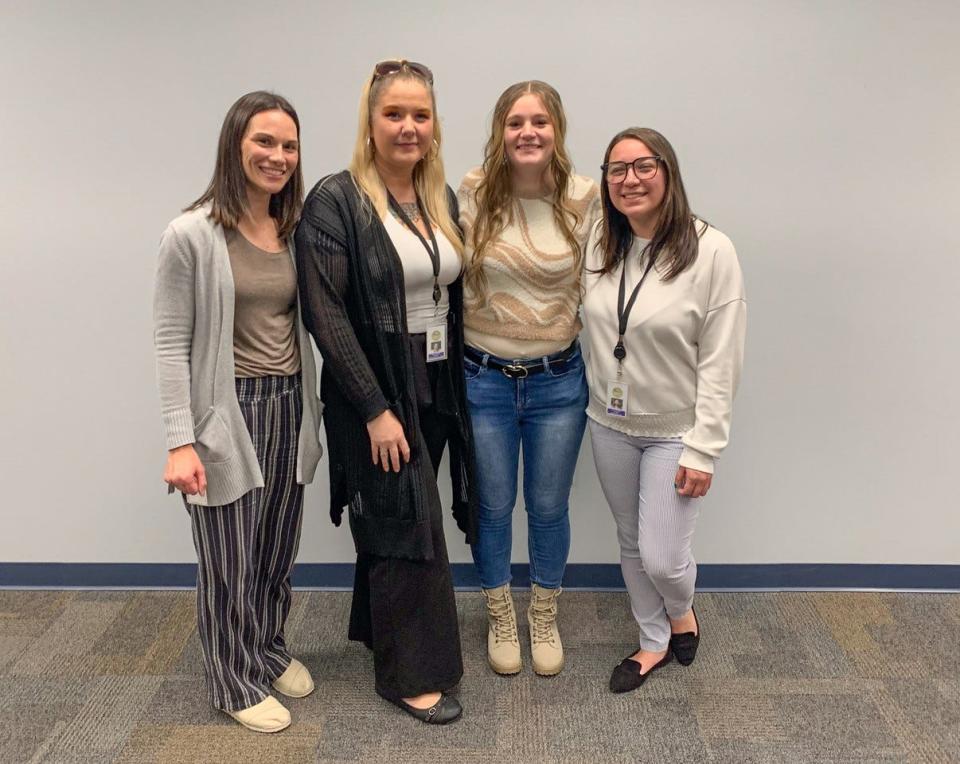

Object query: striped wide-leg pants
[588,419,701,653]
[189,374,304,712]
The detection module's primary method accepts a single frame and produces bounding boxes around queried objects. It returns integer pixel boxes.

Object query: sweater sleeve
[294,182,389,422]
[581,180,603,246]
[679,236,746,473]
[456,169,481,241]
[153,224,197,450]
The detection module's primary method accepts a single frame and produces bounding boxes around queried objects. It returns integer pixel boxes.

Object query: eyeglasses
[372,59,434,86]
[601,156,662,184]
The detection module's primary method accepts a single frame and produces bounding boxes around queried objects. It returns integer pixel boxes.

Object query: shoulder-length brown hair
[596,127,703,279]
[465,81,583,295]
[186,91,304,239]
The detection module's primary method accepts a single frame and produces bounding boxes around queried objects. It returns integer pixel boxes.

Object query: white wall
[1,0,958,566]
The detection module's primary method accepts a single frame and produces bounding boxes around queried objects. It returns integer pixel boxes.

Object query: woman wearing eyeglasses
[581,128,745,693]
[458,81,600,677]
[154,92,323,733]
[294,60,475,725]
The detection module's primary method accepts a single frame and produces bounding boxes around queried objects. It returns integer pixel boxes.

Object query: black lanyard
[614,248,657,363]
[387,191,442,306]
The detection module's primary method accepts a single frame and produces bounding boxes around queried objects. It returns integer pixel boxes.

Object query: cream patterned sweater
[458,168,601,359]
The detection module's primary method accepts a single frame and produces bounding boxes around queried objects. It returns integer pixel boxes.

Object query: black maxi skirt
[347,335,463,697]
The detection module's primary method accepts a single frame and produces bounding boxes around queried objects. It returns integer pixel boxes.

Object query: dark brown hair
[466,81,582,296]
[186,91,304,239]
[596,127,703,279]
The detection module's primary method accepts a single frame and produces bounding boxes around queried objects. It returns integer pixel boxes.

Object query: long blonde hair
[465,81,582,294]
[348,62,463,258]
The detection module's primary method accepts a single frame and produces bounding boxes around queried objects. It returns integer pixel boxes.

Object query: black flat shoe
[375,688,462,725]
[609,649,673,693]
[669,607,700,666]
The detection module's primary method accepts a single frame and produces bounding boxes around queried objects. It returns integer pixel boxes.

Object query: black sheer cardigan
[294,171,477,561]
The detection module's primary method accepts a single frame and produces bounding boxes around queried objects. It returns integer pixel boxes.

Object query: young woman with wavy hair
[295,60,475,725]
[154,91,323,732]
[458,81,600,678]
[581,127,746,693]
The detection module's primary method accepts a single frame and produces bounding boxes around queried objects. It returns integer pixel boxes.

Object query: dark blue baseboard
[1,562,958,590]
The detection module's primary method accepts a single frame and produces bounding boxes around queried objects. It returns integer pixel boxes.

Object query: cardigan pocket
[193,406,235,465]
[353,460,414,522]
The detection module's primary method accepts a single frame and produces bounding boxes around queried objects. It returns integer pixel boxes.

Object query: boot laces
[530,592,559,643]
[487,593,517,643]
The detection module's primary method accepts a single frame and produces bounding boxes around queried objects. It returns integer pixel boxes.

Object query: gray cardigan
[153,206,323,506]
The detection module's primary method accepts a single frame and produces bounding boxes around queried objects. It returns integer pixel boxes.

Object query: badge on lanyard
[387,190,446,365]
[606,380,629,417]
[426,322,448,362]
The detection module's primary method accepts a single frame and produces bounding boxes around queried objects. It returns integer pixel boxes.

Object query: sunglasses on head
[372,59,434,86]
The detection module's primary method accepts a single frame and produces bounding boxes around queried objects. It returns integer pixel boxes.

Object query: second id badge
[605,379,629,417]
[426,323,448,363]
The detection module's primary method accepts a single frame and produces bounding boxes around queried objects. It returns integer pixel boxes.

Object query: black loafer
[669,607,700,666]
[376,688,462,725]
[609,649,673,693]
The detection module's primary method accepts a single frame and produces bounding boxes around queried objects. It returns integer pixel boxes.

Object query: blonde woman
[294,60,475,724]
[458,81,600,677]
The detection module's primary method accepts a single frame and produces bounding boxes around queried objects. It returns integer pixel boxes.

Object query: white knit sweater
[581,220,746,473]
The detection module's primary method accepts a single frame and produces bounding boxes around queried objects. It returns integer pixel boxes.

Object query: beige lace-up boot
[528,584,564,675]
[482,584,521,675]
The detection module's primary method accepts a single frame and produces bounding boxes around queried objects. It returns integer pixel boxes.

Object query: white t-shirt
[383,213,461,334]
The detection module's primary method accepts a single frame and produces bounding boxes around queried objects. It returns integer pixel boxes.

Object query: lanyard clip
[613,337,626,361]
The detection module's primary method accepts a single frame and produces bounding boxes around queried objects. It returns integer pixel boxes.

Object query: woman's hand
[675,466,712,498]
[164,444,207,496]
[366,410,411,473]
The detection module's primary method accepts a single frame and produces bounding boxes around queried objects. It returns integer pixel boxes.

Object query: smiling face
[606,138,666,236]
[503,93,555,178]
[240,109,299,200]
[370,78,434,175]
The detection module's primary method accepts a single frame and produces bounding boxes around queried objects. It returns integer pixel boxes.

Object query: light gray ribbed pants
[589,420,700,652]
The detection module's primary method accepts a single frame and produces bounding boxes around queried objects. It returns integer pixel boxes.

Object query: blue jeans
[465,344,588,589]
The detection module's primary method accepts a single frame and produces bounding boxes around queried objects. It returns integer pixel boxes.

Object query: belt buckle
[502,363,529,379]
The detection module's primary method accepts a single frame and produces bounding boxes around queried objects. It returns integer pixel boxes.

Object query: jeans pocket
[463,356,486,381]
[545,348,585,378]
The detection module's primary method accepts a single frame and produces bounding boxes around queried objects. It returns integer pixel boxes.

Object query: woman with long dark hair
[581,127,746,693]
[295,60,475,725]
[154,91,323,731]
[458,81,600,677]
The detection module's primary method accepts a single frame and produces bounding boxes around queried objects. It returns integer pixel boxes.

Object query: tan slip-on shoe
[528,584,564,676]
[225,695,291,733]
[482,584,522,675]
[272,658,315,698]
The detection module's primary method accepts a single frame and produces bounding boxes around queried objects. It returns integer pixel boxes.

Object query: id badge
[605,380,629,417]
[426,323,448,363]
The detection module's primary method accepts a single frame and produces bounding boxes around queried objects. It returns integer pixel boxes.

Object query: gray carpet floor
[0,589,958,763]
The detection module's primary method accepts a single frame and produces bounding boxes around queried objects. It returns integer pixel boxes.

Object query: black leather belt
[464,342,578,379]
